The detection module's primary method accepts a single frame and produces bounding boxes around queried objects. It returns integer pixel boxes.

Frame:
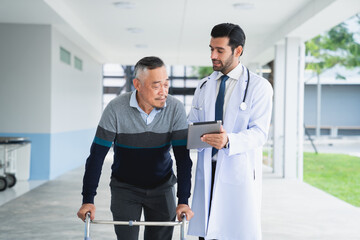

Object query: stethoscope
[240,67,250,111]
[198,67,250,111]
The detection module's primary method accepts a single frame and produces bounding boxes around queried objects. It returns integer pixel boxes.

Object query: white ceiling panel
[1,0,359,66]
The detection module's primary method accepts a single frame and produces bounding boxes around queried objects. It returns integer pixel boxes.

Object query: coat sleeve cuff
[82,195,95,205]
[178,197,189,205]
[226,133,236,156]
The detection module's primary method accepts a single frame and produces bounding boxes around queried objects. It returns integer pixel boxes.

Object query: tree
[305,14,360,137]
[192,66,213,79]
[305,14,360,78]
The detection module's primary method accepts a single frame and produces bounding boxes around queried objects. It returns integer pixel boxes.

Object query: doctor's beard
[212,53,235,73]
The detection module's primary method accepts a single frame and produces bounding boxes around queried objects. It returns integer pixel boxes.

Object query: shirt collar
[130,90,138,108]
[215,62,243,81]
[130,90,166,113]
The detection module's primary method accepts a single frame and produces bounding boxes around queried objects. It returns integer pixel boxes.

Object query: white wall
[50,27,103,133]
[0,23,103,180]
[49,27,103,179]
[0,23,51,133]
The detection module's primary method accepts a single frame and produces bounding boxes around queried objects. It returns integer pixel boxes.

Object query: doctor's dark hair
[134,56,165,79]
[211,23,246,55]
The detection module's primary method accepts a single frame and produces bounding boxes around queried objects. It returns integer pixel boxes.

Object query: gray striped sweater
[82,92,192,205]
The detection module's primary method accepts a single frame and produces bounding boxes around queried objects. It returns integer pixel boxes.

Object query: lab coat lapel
[223,66,248,131]
[203,73,217,121]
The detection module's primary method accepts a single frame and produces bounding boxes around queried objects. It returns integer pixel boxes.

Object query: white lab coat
[188,65,273,240]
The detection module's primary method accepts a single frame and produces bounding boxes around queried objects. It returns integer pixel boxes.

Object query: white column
[283,37,303,179]
[297,43,305,181]
[273,43,285,177]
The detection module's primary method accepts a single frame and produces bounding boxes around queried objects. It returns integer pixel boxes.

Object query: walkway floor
[0,137,359,239]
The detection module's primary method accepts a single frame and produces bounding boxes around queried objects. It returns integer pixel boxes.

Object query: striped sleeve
[171,99,192,204]
[82,102,117,204]
[171,99,188,146]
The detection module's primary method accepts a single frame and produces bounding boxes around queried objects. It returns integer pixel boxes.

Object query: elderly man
[77,56,194,240]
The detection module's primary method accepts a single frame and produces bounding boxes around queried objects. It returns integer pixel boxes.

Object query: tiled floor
[1,138,360,240]
[0,179,45,206]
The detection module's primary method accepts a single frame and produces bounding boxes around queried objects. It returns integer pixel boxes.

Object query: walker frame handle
[84,212,187,240]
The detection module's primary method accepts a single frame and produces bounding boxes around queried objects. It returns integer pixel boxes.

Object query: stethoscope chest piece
[239,67,250,111]
[240,102,247,111]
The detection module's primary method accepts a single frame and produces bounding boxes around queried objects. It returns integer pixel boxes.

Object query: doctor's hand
[201,125,229,149]
[176,204,194,221]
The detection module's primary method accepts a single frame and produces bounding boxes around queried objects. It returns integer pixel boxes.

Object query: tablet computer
[187,120,222,149]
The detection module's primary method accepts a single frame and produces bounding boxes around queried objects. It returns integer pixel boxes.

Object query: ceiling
[0,0,359,66]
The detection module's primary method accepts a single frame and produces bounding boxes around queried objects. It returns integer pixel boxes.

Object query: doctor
[188,23,273,240]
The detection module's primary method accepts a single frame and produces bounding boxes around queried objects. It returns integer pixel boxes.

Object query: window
[60,47,71,65]
[74,56,83,71]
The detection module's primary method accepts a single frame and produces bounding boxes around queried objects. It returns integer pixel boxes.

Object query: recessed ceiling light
[233,2,254,10]
[126,28,143,34]
[113,2,135,9]
[135,44,148,49]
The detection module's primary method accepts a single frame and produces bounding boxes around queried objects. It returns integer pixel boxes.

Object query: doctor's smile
[212,60,222,65]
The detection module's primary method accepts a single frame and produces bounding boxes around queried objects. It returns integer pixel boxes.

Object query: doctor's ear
[235,46,243,57]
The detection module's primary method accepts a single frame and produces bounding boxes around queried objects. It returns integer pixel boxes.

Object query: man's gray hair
[134,56,165,79]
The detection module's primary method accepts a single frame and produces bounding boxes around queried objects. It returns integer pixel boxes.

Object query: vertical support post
[283,37,303,179]
[273,43,285,177]
[124,66,133,92]
[297,43,305,181]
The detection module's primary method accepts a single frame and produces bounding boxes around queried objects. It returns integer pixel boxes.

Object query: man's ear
[133,78,140,90]
[235,46,243,57]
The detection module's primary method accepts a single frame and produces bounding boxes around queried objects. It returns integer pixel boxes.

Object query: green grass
[303,152,360,207]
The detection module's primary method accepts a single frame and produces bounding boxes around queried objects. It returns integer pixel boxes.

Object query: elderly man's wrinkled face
[133,66,169,114]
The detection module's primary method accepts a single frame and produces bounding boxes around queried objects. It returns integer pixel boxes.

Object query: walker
[84,212,188,240]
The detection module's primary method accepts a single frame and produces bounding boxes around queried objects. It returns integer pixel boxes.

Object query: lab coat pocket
[191,104,205,121]
[232,109,251,132]
[220,154,248,185]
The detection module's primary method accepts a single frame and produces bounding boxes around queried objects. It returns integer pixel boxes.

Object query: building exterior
[304,67,360,137]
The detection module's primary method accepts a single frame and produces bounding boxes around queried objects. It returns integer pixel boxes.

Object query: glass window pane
[74,56,83,71]
[172,79,185,87]
[185,79,199,88]
[171,65,185,76]
[103,78,126,87]
[60,47,71,65]
[103,64,124,76]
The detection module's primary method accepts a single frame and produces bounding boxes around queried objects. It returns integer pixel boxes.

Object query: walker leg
[180,214,187,240]
[84,212,91,240]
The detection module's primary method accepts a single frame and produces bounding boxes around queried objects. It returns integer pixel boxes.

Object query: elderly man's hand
[176,204,194,221]
[77,203,96,221]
